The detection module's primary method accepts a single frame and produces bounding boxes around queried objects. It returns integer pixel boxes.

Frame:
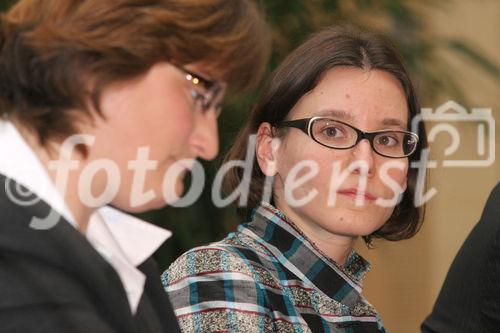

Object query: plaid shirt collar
[240,202,371,302]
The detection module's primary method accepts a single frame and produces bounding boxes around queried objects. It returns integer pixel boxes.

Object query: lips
[337,188,377,201]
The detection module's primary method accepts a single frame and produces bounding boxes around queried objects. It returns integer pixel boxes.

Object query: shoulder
[0,230,124,332]
[0,177,123,313]
[162,235,269,288]
[480,183,500,227]
[163,227,283,285]
[162,237,278,332]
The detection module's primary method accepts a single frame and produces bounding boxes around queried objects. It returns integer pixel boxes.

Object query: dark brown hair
[224,26,427,245]
[0,0,270,148]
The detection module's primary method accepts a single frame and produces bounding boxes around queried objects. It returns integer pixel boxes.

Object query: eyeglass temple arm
[276,119,309,134]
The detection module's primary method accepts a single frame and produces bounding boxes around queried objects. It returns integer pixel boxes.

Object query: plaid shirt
[162,203,387,332]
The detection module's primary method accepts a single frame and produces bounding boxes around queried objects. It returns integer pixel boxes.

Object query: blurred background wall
[357,1,499,332]
[1,1,498,332]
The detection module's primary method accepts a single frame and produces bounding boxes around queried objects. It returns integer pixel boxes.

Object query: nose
[190,111,219,160]
[350,139,375,176]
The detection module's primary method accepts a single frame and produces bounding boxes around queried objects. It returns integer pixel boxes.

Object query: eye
[190,89,204,101]
[377,134,399,146]
[190,89,207,109]
[321,126,344,138]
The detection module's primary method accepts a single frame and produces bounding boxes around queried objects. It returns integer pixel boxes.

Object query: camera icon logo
[411,100,495,167]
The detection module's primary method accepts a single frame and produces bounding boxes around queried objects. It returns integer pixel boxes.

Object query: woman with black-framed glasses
[164,26,428,333]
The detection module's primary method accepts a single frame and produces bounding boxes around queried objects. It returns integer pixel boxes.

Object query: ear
[256,122,280,177]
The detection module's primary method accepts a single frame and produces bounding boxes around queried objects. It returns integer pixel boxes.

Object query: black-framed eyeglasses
[276,117,419,158]
[176,66,224,117]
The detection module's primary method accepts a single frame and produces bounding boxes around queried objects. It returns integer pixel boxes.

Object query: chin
[324,209,387,237]
[108,177,188,212]
[111,196,168,213]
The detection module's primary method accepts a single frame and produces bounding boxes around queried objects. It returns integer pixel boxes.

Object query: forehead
[290,67,409,128]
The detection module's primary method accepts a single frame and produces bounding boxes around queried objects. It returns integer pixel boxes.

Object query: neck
[273,199,357,266]
[16,123,96,233]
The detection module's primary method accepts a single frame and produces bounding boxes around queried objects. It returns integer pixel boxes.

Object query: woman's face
[269,67,410,239]
[85,62,223,212]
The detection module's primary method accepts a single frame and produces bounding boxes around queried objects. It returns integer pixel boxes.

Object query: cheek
[276,142,320,179]
[276,143,350,183]
[136,82,195,142]
[377,160,409,195]
[150,109,195,161]
[388,162,408,184]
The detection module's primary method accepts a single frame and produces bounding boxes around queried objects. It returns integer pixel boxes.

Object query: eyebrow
[317,109,353,120]
[317,108,407,129]
[381,118,407,128]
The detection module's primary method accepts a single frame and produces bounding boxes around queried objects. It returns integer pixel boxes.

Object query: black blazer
[421,183,500,333]
[0,174,180,333]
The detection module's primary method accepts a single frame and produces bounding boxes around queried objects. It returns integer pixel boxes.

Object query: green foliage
[0,0,15,12]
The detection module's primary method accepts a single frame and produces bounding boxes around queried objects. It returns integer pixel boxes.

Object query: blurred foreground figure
[422,183,500,333]
[0,1,269,332]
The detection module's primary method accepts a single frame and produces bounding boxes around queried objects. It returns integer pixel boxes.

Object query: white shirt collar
[0,120,171,313]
